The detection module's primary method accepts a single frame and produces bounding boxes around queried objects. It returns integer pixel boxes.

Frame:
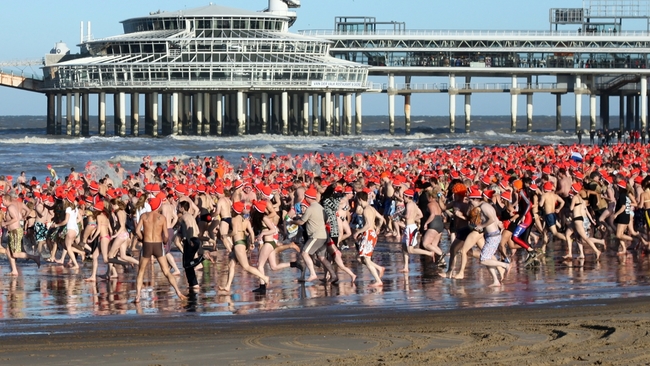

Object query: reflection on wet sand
[0,237,649,320]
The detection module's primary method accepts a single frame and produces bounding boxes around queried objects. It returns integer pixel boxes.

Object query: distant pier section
[2,0,650,136]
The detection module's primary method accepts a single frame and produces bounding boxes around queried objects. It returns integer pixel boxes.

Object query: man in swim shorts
[134,196,186,303]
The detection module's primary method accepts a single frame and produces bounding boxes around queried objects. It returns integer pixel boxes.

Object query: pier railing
[300,29,650,37]
[377,82,578,92]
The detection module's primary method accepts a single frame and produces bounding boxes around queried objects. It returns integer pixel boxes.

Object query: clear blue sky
[0,0,635,116]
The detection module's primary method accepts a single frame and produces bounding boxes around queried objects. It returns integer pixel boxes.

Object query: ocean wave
[108,154,193,164]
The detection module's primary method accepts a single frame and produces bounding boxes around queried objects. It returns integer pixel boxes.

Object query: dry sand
[1,296,649,365]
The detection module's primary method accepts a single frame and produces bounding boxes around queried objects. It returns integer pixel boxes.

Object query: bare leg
[362,256,383,287]
[155,255,187,301]
[134,256,151,303]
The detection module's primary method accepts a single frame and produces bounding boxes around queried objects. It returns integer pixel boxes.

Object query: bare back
[139,211,168,243]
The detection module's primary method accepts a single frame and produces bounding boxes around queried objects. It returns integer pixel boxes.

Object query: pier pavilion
[3,0,650,137]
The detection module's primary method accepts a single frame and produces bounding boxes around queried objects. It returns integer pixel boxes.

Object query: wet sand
[1,296,650,365]
[1,237,650,365]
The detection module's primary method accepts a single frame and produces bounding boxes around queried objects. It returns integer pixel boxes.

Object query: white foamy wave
[484,130,497,136]
[0,136,90,145]
[109,154,193,164]
[214,145,277,154]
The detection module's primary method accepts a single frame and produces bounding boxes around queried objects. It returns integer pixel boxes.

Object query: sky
[0,0,637,116]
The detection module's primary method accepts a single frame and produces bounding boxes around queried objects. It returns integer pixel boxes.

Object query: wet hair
[178,200,190,212]
[357,191,368,202]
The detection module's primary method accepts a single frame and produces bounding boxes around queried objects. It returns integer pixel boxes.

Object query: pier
[1,0,650,136]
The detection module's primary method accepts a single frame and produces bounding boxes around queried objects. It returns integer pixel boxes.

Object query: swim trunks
[480,230,501,261]
[403,223,419,247]
[8,227,23,253]
[34,222,48,242]
[142,241,164,258]
[544,213,557,227]
[358,229,378,258]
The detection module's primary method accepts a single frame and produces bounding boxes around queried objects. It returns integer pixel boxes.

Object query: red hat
[467,188,482,199]
[197,184,206,193]
[573,171,584,181]
[175,184,188,195]
[233,180,244,190]
[501,190,513,202]
[344,186,354,194]
[571,182,583,193]
[253,200,267,213]
[93,200,105,212]
[617,180,627,189]
[483,190,495,200]
[89,181,99,191]
[603,175,613,185]
[149,196,162,211]
[300,199,310,208]
[66,191,76,203]
[261,185,272,198]
[404,189,414,198]
[232,201,245,214]
[305,188,318,200]
[634,176,644,185]
[334,186,344,193]
[530,183,539,191]
[215,185,224,195]
[543,181,554,192]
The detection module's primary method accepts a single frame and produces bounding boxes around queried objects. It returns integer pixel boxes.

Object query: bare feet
[489,281,502,288]
[7,272,18,277]
[217,286,231,295]
[398,268,409,273]
[368,281,383,288]
[177,293,188,301]
[595,250,602,261]
[562,254,573,260]
[300,275,318,282]
[378,266,385,279]
[84,277,96,282]
[350,273,357,283]
[134,296,141,303]
[577,255,585,259]
[453,274,465,280]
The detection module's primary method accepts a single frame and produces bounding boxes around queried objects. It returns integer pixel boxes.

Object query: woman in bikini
[107,197,139,270]
[55,191,85,269]
[252,200,302,292]
[84,200,115,281]
[564,183,602,260]
[421,187,445,263]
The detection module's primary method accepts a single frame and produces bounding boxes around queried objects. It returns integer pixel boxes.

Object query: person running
[134,196,186,303]
[218,201,269,293]
[354,191,385,287]
[1,193,40,275]
[177,200,203,291]
[400,189,437,273]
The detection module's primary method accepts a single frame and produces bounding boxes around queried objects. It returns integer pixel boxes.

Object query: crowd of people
[1,141,649,300]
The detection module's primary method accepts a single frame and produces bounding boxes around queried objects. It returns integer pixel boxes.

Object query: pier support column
[236,91,245,136]
[601,95,610,131]
[312,94,319,135]
[449,74,456,133]
[112,93,120,136]
[74,92,80,136]
[575,75,582,133]
[56,94,63,135]
[324,92,332,136]
[333,94,340,135]
[635,95,640,131]
[344,93,352,136]
[526,94,533,133]
[388,74,395,135]
[213,93,222,136]
[183,94,192,135]
[619,95,625,132]
[590,92,597,134]
[556,94,562,131]
[46,94,55,135]
[303,93,310,136]
[355,93,362,135]
[464,94,471,133]
[161,94,171,136]
[118,92,126,136]
[626,95,634,131]
[171,93,179,135]
[281,92,289,135]
[405,94,412,135]
[98,92,106,136]
[130,93,139,137]
[81,93,90,137]
[642,76,648,136]
[195,93,204,136]
[271,94,278,134]
[203,93,211,136]
[510,75,517,133]
[66,93,72,136]
[292,94,300,135]
[261,92,269,134]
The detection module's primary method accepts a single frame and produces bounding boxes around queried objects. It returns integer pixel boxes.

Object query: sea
[0,114,587,182]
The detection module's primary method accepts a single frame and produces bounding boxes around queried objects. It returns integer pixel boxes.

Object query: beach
[1,295,649,365]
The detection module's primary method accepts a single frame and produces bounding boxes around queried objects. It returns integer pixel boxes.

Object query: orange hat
[512,180,523,191]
